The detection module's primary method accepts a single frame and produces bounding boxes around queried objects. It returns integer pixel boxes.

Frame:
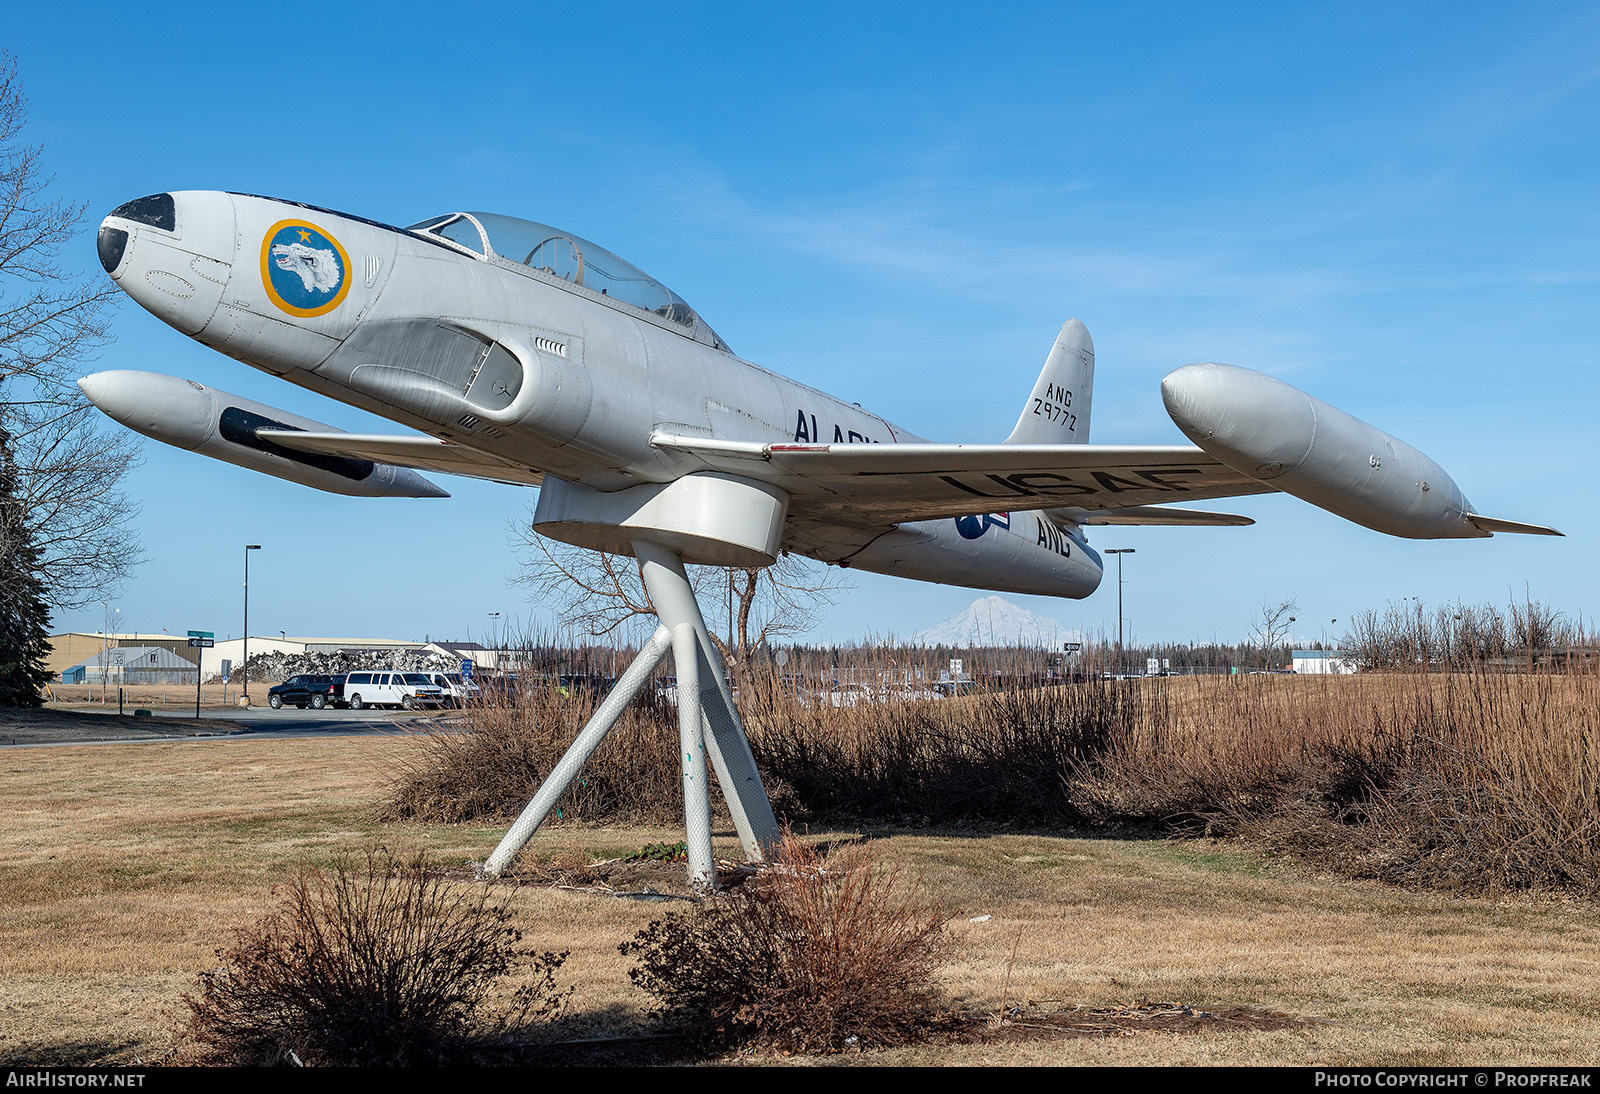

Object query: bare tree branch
[1248,597,1299,669]
[0,52,139,610]
[510,516,851,682]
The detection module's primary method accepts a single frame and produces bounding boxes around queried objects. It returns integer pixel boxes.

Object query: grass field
[4,729,1600,1066]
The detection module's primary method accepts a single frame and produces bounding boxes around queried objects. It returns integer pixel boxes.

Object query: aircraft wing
[649,433,1275,525]
[256,430,544,487]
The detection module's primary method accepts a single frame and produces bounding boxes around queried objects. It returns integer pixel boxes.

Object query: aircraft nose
[96,193,176,276]
[98,191,236,336]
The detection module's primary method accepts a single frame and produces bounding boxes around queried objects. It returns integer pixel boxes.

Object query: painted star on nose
[298,229,311,242]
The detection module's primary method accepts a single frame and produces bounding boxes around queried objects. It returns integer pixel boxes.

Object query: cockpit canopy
[408,212,728,351]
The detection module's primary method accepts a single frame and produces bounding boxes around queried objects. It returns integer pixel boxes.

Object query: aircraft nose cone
[98,191,236,336]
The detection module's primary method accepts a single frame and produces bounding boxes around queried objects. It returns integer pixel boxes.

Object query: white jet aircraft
[81,192,1560,885]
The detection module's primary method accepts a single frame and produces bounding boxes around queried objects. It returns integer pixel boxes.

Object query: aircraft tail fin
[1005,319,1094,445]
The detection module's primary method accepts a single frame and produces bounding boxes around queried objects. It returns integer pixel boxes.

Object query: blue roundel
[263,223,348,316]
[955,512,1010,539]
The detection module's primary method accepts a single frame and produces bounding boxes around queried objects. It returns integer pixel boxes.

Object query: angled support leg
[482,624,673,877]
[697,642,780,862]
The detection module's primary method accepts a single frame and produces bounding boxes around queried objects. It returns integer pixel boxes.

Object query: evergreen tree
[0,423,50,706]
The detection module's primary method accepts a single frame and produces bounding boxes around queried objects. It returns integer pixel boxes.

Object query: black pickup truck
[266,674,345,709]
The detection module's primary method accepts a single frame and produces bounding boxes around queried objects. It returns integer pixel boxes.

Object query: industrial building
[1291,649,1356,674]
[59,646,200,685]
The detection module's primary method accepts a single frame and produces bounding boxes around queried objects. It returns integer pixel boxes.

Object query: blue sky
[16,2,1597,647]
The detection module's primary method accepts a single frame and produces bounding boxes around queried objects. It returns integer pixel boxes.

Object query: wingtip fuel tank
[1160,362,1484,539]
[78,370,449,499]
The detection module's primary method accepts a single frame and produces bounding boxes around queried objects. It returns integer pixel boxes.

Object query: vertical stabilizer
[1004,319,1094,444]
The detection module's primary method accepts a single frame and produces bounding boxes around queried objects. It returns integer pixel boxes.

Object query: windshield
[407,212,726,349]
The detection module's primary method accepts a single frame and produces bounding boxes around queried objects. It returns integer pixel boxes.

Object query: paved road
[229,705,434,735]
[0,705,458,747]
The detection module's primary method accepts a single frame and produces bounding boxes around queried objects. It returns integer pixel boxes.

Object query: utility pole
[243,545,260,704]
[1105,549,1135,677]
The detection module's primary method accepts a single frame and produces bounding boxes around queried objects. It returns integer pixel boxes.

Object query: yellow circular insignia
[260,219,353,318]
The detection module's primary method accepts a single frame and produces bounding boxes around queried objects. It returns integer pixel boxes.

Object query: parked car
[266,674,340,709]
[557,673,617,697]
[339,671,447,710]
[425,671,481,707]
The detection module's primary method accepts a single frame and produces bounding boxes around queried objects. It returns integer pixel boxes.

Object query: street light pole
[99,600,109,703]
[1105,549,1135,677]
[243,545,261,704]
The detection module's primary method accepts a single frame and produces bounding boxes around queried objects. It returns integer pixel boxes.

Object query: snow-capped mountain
[908,595,1080,648]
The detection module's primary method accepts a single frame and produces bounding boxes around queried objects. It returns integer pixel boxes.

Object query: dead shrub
[747,678,1131,825]
[382,684,683,825]
[177,850,568,1066]
[620,833,949,1054]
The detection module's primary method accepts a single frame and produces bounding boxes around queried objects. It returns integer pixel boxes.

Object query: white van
[341,672,447,710]
[426,672,480,707]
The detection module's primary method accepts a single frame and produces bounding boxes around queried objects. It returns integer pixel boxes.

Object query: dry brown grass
[745,678,1131,826]
[4,729,1600,1065]
[1078,671,1600,895]
[45,682,250,710]
[381,687,685,825]
[384,662,1600,900]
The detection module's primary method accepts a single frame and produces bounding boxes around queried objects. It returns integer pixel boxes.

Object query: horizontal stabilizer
[1056,504,1255,527]
[257,431,543,487]
[1466,514,1564,537]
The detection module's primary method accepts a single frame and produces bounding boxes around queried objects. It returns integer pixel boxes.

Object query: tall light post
[99,600,110,702]
[243,545,261,703]
[1104,549,1135,677]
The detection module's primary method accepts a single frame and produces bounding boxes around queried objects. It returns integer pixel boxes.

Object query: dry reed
[381,684,684,825]
[386,602,1600,897]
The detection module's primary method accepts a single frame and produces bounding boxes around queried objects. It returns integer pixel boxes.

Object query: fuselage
[96,191,1105,599]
